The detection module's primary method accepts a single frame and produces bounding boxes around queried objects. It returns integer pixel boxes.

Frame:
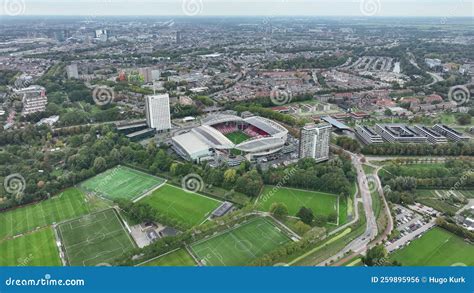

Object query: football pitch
[0,188,90,240]
[139,249,197,266]
[225,131,250,144]
[257,186,339,220]
[390,227,474,266]
[0,227,61,266]
[140,184,221,228]
[79,165,165,201]
[57,209,136,266]
[190,217,290,266]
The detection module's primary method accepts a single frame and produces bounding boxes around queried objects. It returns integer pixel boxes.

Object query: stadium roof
[171,131,212,155]
[192,125,234,149]
[202,114,243,126]
[244,116,287,135]
[236,137,286,152]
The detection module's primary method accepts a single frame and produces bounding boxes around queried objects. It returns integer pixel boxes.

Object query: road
[456,199,474,215]
[317,150,378,266]
[426,71,444,87]
[386,220,435,253]
[365,156,448,162]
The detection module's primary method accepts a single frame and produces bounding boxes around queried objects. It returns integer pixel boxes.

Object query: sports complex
[2,160,472,267]
[171,114,288,162]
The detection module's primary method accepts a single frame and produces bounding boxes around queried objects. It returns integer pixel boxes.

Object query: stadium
[171,114,288,162]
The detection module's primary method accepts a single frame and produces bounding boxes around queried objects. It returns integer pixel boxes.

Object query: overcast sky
[0,0,473,17]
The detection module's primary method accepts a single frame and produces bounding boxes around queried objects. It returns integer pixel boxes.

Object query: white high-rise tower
[299,123,331,162]
[145,94,171,132]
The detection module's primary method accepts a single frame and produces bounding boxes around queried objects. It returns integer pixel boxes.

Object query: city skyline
[0,0,473,17]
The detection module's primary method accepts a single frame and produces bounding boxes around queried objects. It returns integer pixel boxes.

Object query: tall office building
[299,123,332,162]
[16,85,48,116]
[145,94,171,132]
[66,64,79,79]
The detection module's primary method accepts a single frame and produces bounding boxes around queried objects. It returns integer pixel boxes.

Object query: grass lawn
[139,249,196,266]
[140,184,221,228]
[0,188,90,240]
[79,165,165,201]
[225,131,250,144]
[257,186,339,220]
[390,227,474,266]
[191,217,290,266]
[57,209,135,266]
[459,190,474,198]
[0,227,61,266]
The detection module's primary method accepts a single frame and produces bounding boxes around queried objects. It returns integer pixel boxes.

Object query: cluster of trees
[263,156,355,196]
[233,104,301,126]
[0,69,19,86]
[362,244,401,266]
[456,113,472,126]
[380,160,474,190]
[0,124,149,210]
[362,142,474,157]
[225,94,316,127]
[117,200,188,231]
[384,190,416,205]
[28,66,129,126]
[135,146,263,199]
[0,125,50,146]
[335,136,361,153]
[436,217,474,242]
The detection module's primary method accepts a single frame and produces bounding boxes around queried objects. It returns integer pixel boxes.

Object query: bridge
[321,116,352,131]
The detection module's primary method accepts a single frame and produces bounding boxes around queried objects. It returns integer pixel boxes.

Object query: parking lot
[386,204,435,253]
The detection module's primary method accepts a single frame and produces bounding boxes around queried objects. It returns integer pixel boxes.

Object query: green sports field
[141,184,221,228]
[191,217,290,266]
[390,227,474,266]
[0,188,90,240]
[57,209,136,266]
[140,249,196,266]
[225,131,250,144]
[79,165,165,201]
[0,227,61,266]
[257,186,339,220]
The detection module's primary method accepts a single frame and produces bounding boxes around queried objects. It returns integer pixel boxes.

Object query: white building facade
[145,94,171,132]
[299,123,331,162]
